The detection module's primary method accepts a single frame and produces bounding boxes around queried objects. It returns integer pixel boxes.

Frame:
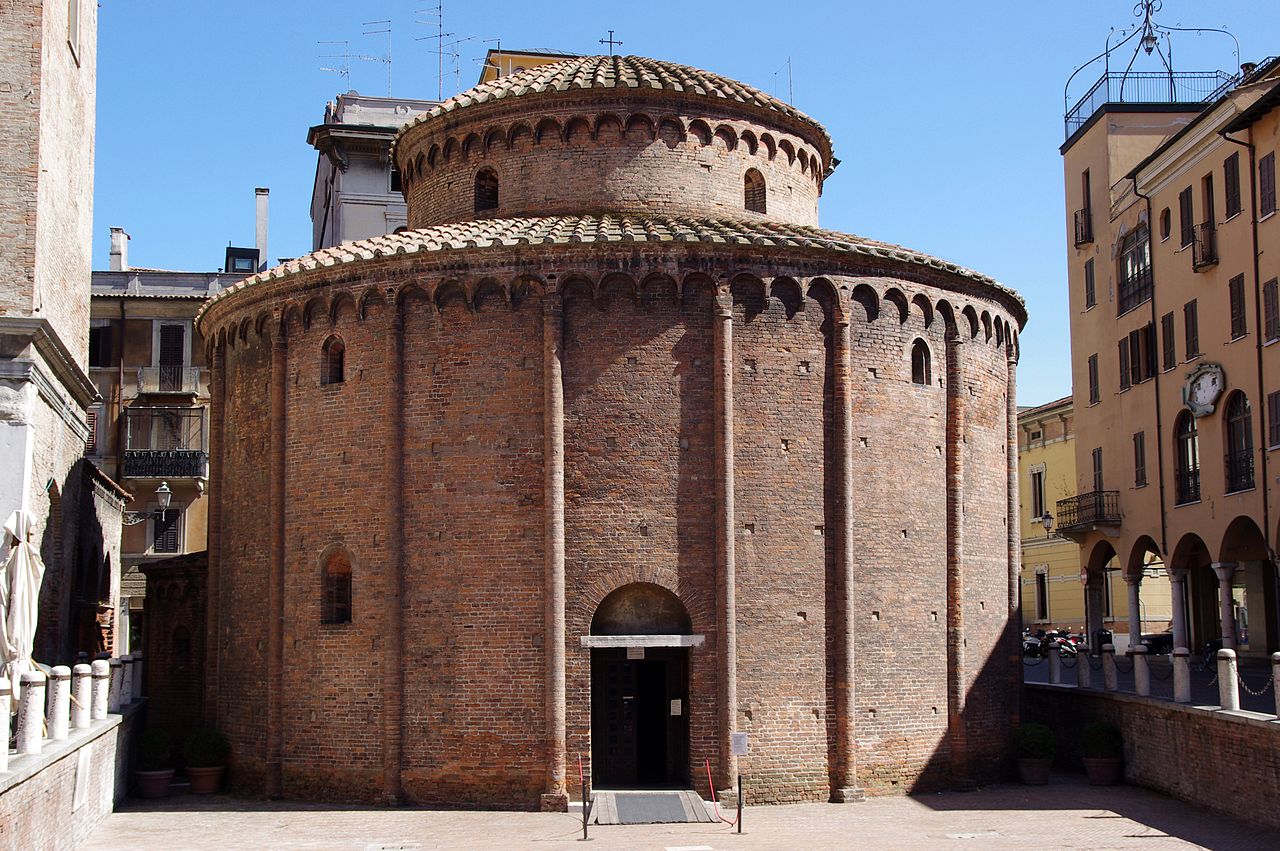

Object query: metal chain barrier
[1150,663,1174,681]
[1061,657,1078,669]
[1022,656,1046,667]
[1238,673,1275,697]
[1114,657,1134,674]
[1088,656,1104,670]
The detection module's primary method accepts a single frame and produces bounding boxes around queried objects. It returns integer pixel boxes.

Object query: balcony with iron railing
[1073,208,1093,245]
[1225,449,1255,494]
[1192,223,1218,270]
[1064,70,1236,141]
[1117,265,1153,316]
[132,366,203,396]
[121,407,208,479]
[1175,467,1201,505]
[1055,491,1121,534]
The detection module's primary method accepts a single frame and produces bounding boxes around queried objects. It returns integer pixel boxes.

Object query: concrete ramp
[592,790,713,825]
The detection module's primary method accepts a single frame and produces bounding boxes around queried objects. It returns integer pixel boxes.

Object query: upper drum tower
[394,55,833,228]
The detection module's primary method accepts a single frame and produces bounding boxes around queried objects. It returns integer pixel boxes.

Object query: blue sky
[92,1,1280,406]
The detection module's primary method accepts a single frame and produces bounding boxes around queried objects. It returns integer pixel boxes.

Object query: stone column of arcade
[1170,568,1191,702]
[831,301,863,803]
[1125,575,1143,651]
[266,330,287,798]
[541,292,569,812]
[1005,349,1021,721]
[1212,562,1239,649]
[713,287,739,796]
[383,297,407,804]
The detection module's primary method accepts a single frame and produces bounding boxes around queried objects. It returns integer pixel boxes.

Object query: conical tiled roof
[397,55,831,154]
[197,214,1024,325]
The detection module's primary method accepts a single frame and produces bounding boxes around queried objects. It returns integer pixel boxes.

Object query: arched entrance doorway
[588,583,694,788]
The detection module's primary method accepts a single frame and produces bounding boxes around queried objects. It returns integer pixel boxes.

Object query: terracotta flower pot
[186,765,225,794]
[1082,757,1123,786]
[1017,758,1052,785]
[135,768,174,798]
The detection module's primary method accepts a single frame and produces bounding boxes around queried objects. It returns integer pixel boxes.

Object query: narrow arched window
[1225,391,1254,492]
[1174,411,1199,504]
[911,339,931,385]
[321,335,344,385]
[744,168,766,214]
[475,168,499,214]
[321,551,352,624]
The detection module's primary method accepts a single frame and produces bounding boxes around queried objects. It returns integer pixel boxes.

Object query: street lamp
[1040,513,1054,534]
[123,481,173,526]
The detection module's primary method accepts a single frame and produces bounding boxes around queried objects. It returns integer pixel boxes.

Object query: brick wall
[1024,683,1280,831]
[203,243,1022,805]
[397,94,825,228]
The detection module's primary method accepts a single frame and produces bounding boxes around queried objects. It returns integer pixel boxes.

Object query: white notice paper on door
[670,699,682,716]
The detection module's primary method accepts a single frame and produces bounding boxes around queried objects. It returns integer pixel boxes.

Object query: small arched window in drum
[744,168,766,214]
[321,335,344,385]
[911,339,931,386]
[322,550,353,624]
[475,168,499,214]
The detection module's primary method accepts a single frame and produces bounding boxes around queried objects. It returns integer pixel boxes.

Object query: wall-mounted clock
[1183,362,1225,417]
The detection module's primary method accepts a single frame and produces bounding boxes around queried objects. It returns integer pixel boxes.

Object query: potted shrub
[1013,722,1055,784]
[183,727,230,794]
[134,728,174,798]
[1080,720,1123,785]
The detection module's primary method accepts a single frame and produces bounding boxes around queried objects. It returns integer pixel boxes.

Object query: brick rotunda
[195,55,1027,809]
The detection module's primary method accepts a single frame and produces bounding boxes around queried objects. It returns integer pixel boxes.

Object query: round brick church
[196,55,1026,809]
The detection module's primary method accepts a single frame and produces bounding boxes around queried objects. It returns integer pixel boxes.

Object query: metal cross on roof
[599,30,623,56]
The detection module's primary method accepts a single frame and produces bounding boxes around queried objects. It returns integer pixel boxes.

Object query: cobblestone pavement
[83,773,1277,850]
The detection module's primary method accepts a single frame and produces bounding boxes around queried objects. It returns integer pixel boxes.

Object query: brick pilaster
[266,330,287,798]
[383,299,406,804]
[541,291,568,811]
[713,287,738,790]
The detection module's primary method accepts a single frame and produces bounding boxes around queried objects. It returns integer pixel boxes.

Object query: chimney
[255,188,270,272]
[108,227,130,271]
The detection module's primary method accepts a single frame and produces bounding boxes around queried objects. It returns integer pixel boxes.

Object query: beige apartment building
[1019,396,1171,646]
[1062,56,1280,661]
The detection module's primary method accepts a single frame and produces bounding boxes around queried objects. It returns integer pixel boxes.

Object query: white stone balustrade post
[1218,648,1240,711]
[48,666,71,740]
[0,677,10,772]
[120,654,134,706]
[16,671,47,755]
[1173,647,1191,703]
[1272,653,1280,718]
[132,653,144,700]
[1133,645,1150,697]
[1102,644,1117,691]
[1077,651,1092,688]
[1048,644,1062,684]
[91,659,110,721]
[72,664,92,729]
[108,658,123,713]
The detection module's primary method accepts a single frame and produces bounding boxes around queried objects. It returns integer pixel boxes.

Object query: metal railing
[1074,208,1093,245]
[122,449,208,479]
[1225,449,1255,493]
[1192,224,1218,270]
[1175,467,1201,505]
[1056,491,1120,530]
[1065,70,1236,140]
[122,407,207,478]
[135,366,202,395]
[1117,265,1153,316]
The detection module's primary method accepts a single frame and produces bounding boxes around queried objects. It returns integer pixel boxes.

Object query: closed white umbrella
[1,510,45,702]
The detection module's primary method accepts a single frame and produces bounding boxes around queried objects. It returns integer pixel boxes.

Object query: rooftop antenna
[479,37,502,77]
[360,19,393,96]
[446,35,479,94]
[599,30,623,56]
[318,40,352,88]
[415,4,453,101]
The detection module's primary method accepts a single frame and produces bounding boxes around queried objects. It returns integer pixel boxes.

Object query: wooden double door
[590,647,689,788]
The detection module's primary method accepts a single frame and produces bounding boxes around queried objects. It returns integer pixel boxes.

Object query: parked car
[1140,632,1174,655]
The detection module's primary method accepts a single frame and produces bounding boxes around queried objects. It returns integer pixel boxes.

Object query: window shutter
[1269,391,1280,449]
[1118,340,1131,391]
[1184,300,1199,357]
[1128,328,1142,385]
[1161,312,1175,370]
[1229,275,1246,338]
[1261,153,1276,216]
[153,509,180,554]
[1133,431,1146,487]
[1179,186,1195,246]
[1088,354,1100,403]
[85,409,97,454]
[159,325,185,366]
[1225,152,1242,218]
[1084,258,1096,308]
[1265,279,1279,343]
